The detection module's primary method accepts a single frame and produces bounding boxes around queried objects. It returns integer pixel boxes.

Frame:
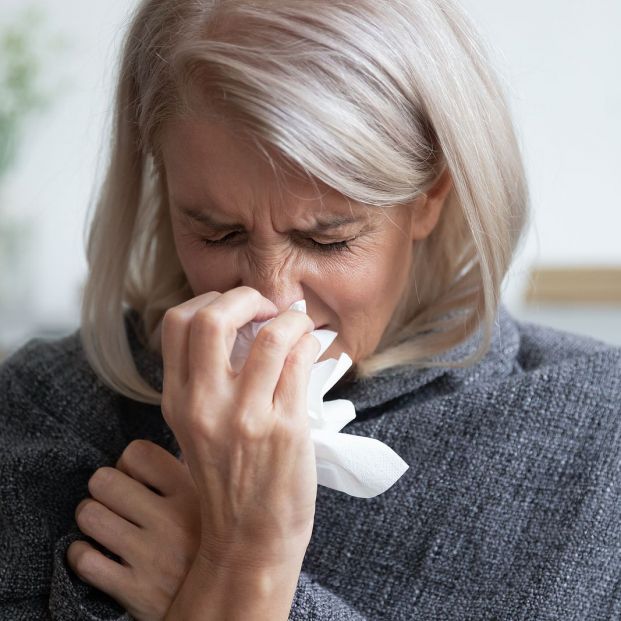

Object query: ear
[409,168,453,241]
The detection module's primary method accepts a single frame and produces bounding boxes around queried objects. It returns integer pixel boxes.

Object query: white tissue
[227,300,409,498]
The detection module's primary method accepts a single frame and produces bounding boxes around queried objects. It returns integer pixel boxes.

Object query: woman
[1,0,620,619]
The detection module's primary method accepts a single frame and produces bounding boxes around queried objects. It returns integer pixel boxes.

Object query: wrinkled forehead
[159,117,382,223]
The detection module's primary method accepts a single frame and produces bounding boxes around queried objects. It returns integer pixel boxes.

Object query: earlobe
[410,168,453,241]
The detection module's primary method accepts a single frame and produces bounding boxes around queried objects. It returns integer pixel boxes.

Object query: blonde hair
[81,0,530,405]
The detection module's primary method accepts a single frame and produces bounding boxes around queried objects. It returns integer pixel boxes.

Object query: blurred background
[0,0,619,362]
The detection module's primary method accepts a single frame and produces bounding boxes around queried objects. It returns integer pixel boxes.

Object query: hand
[67,439,201,621]
[161,286,320,572]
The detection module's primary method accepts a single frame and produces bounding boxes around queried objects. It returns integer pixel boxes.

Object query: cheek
[312,255,398,361]
[312,248,395,320]
[331,248,411,361]
[327,266,376,309]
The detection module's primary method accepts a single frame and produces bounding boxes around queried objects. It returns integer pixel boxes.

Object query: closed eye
[200,232,354,253]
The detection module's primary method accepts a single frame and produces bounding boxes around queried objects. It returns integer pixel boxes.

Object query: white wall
[458,0,621,308]
[1,0,619,352]
[1,0,136,337]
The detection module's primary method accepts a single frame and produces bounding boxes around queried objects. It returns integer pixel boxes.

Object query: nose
[241,266,307,316]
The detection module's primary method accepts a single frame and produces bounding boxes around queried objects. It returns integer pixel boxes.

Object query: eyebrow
[176,205,365,234]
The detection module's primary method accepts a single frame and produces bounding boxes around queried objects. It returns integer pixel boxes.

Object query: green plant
[0,5,67,181]
[0,6,68,313]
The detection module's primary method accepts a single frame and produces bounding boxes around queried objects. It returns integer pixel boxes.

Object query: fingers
[88,466,165,529]
[115,439,184,498]
[162,287,278,388]
[74,498,142,566]
[161,291,221,386]
[187,287,278,383]
[273,331,322,416]
[239,309,315,408]
[67,539,133,602]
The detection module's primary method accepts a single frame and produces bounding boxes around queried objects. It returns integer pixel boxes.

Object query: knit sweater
[1,303,620,620]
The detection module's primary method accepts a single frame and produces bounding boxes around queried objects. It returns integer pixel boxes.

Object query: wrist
[165,550,305,621]
[198,526,313,573]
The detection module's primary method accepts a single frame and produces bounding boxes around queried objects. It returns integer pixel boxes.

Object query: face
[160,118,450,368]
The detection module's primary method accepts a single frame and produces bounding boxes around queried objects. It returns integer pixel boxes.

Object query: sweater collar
[324,303,521,411]
[126,303,521,413]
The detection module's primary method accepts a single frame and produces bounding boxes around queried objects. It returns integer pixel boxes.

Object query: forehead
[159,118,378,223]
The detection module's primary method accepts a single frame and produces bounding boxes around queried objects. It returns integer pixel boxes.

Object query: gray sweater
[1,303,620,620]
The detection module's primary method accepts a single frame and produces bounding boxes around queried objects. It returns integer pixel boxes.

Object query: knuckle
[185,398,217,440]
[125,439,149,461]
[194,306,225,332]
[285,347,307,367]
[257,325,288,350]
[241,286,262,302]
[116,440,148,469]
[194,418,218,442]
[233,414,268,442]
[88,467,113,492]
[162,307,186,330]
[115,439,146,471]
[72,545,96,579]
[74,499,89,522]
[76,499,99,526]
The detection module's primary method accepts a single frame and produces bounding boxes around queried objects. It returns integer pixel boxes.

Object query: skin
[161,118,453,371]
[66,118,453,620]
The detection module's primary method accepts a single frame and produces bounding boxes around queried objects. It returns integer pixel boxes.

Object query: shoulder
[512,317,621,402]
[0,313,176,470]
[0,330,86,382]
[442,306,620,402]
[1,329,97,404]
[0,313,145,444]
[0,328,124,443]
[0,309,153,410]
[514,315,620,369]
[439,310,621,428]
[2,326,112,391]
[466,316,621,454]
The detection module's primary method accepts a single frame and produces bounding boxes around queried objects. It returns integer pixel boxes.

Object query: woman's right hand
[159,286,321,574]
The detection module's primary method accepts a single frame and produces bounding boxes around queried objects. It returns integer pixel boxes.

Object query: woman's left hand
[66,439,201,621]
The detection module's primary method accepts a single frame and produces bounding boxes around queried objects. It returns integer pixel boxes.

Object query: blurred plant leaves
[0,5,70,312]
[0,4,69,183]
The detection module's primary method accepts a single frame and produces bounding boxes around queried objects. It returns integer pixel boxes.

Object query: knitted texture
[1,304,620,620]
